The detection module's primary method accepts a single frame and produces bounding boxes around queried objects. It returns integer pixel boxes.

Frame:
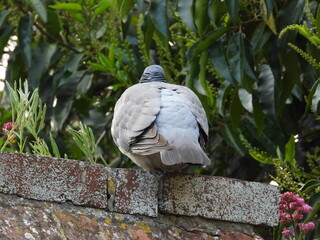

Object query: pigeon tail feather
[160,140,211,166]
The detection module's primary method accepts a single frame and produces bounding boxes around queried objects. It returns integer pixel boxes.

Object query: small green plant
[68,122,108,166]
[1,81,108,167]
[1,81,46,153]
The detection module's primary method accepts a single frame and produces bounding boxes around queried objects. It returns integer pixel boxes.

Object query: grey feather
[111,65,211,171]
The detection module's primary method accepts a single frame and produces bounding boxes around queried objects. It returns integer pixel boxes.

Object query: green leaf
[46,10,63,40]
[18,15,33,67]
[285,135,295,164]
[49,133,61,158]
[0,10,10,29]
[194,0,210,35]
[257,64,276,119]
[26,0,47,23]
[279,50,299,113]
[238,88,253,112]
[178,0,195,31]
[262,0,274,18]
[77,72,93,94]
[252,102,265,135]
[250,23,272,54]
[224,0,239,24]
[208,41,235,85]
[199,51,214,106]
[208,0,226,28]
[260,0,277,34]
[217,81,232,116]
[301,180,320,194]
[69,12,85,22]
[230,90,243,129]
[306,79,320,114]
[116,0,134,22]
[28,42,57,89]
[312,81,320,113]
[227,33,244,86]
[49,3,83,11]
[94,0,110,16]
[52,96,73,131]
[278,0,305,30]
[57,53,83,87]
[0,24,14,57]
[221,125,246,155]
[141,15,154,60]
[316,3,320,38]
[188,27,229,60]
[149,0,170,38]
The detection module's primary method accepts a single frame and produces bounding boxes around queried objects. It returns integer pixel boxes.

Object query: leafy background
[0,0,320,180]
[1,0,320,239]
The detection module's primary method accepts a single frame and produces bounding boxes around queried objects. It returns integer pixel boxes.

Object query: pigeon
[111,65,211,171]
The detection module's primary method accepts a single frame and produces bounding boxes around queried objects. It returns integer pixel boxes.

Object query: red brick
[160,173,280,226]
[107,168,159,217]
[0,151,107,208]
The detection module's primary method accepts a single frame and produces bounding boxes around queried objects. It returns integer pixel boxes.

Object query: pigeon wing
[111,84,170,155]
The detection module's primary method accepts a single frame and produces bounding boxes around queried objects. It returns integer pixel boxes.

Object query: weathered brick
[0,151,107,208]
[107,168,159,217]
[160,173,280,226]
[0,193,262,240]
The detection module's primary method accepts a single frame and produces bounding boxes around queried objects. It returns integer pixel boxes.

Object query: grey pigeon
[111,65,211,171]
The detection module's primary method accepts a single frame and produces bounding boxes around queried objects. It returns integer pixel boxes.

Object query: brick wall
[0,151,280,239]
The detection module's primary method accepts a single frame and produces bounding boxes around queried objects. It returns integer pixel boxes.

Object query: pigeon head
[139,65,167,83]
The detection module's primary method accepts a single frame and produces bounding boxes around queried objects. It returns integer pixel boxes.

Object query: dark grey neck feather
[139,71,167,83]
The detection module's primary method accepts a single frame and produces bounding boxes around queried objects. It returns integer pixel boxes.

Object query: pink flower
[279,212,291,222]
[292,213,303,221]
[298,222,316,232]
[282,228,294,238]
[2,122,13,134]
[297,204,312,214]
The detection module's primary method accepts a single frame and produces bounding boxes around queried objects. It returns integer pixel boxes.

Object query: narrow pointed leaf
[260,0,277,34]
[18,15,33,67]
[217,81,232,116]
[28,42,57,89]
[188,27,229,60]
[230,90,243,129]
[307,79,320,113]
[149,0,170,38]
[0,25,14,57]
[285,135,295,164]
[49,3,83,11]
[227,32,244,85]
[278,0,304,30]
[194,0,210,35]
[262,0,274,18]
[0,10,10,29]
[178,0,195,31]
[46,10,63,40]
[116,0,134,22]
[26,0,47,23]
[257,64,276,119]
[238,88,253,112]
[208,41,235,85]
[224,0,239,24]
[312,83,320,113]
[221,125,245,155]
[252,102,265,135]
